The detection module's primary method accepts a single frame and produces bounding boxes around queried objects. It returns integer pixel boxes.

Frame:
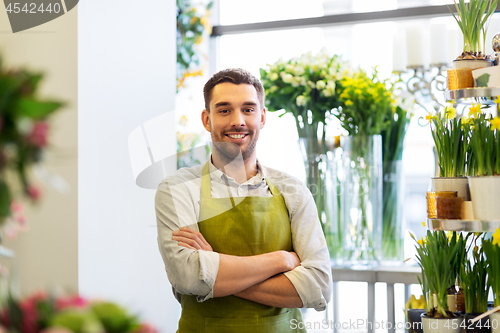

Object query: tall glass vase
[299,138,341,262]
[339,135,382,264]
[382,159,405,263]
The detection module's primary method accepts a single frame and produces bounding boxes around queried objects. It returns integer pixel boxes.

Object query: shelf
[427,218,500,232]
[445,87,500,104]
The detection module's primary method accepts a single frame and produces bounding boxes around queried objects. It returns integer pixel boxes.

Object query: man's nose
[229,110,245,127]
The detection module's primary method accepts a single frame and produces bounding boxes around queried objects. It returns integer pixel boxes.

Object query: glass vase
[339,135,382,265]
[382,159,405,263]
[299,138,341,262]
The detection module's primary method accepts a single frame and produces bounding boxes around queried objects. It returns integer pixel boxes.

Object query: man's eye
[219,109,229,113]
[244,108,254,112]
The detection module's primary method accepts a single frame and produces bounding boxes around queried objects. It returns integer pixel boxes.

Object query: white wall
[78,1,178,332]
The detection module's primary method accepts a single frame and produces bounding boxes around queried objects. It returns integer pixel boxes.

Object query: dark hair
[203,68,265,111]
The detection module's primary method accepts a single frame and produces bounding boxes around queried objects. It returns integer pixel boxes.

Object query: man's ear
[201,109,211,132]
[260,107,267,129]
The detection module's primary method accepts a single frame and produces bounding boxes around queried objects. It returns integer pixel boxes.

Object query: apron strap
[265,177,280,196]
[201,162,212,199]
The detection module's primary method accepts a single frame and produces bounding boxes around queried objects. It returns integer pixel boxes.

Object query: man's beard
[210,130,258,166]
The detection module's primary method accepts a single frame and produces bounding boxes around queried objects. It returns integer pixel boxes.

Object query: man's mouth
[226,133,247,139]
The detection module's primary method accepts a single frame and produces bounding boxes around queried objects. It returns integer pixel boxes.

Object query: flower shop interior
[1,0,500,333]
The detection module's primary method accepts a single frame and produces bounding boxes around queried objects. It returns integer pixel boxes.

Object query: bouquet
[0,292,157,333]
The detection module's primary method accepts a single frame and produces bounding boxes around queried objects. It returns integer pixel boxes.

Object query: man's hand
[172,227,213,251]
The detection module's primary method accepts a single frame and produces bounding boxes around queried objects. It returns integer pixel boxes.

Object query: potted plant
[447,0,497,89]
[483,229,500,333]
[460,236,490,333]
[411,230,467,333]
[467,104,500,220]
[406,294,426,333]
[449,0,497,64]
[427,105,471,201]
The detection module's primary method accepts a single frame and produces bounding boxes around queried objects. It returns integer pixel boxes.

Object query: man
[156,68,332,332]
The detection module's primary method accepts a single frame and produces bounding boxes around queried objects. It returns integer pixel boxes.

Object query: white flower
[294,65,305,76]
[285,64,295,73]
[291,77,301,87]
[296,95,307,106]
[316,80,326,90]
[307,81,315,89]
[281,72,293,83]
[322,89,333,97]
[270,72,279,81]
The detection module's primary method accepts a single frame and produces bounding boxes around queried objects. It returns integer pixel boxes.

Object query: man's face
[202,82,266,163]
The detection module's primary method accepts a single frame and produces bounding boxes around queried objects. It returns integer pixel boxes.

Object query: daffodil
[444,105,457,120]
[405,295,425,310]
[495,95,500,105]
[490,117,500,131]
[493,228,500,247]
[469,103,482,118]
[421,221,426,227]
[425,113,435,121]
[446,231,455,242]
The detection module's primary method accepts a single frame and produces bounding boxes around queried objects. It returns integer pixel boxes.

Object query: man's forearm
[213,250,298,298]
[234,274,303,308]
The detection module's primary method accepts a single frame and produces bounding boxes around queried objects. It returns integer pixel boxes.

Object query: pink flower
[55,295,89,310]
[132,323,158,333]
[27,185,41,201]
[27,122,49,148]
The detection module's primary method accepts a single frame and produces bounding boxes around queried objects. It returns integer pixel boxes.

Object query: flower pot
[421,314,463,333]
[453,59,494,70]
[432,177,470,201]
[468,176,500,220]
[465,313,491,333]
[490,312,500,333]
[407,309,426,333]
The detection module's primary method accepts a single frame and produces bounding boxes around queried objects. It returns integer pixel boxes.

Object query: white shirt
[155,159,332,311]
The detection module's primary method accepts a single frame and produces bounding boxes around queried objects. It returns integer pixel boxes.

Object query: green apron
[177,162,306,333]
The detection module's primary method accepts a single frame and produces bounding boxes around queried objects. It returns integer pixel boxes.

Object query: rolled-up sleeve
[155,175,219,302]
[275,174,333,311]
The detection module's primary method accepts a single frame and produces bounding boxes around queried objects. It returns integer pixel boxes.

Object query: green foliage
[336,68,395,136]
[90,302,140,333]
[470,113,498,176]
[411,231,470,317]
[460,241,489,313]
[482,236,500,307]
[449,0,498,56]
[429,106,470,177]
[176,0,212,91]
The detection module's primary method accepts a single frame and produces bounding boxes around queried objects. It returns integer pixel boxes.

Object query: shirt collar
[209,156,266,186]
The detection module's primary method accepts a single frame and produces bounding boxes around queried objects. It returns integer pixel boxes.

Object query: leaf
[16,97,62,119]
[475,73,491,87]
[0,180,11,219]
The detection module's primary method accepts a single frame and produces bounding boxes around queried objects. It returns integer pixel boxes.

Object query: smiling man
[155,68,332,333]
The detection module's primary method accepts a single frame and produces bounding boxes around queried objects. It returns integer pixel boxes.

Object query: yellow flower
[425,113,435,121]
[421,221,426,227]
[490,117,500,131]
[492,228,500,246]
[417,237,426,246]
[406,295,425,310]
[495,95,500,104]
[444,106,457,120]
[345,100,353,106]
[469,103,482,118]
[446,231,455,242]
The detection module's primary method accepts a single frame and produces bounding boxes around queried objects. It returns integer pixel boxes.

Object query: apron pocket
[205,310,298,333]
